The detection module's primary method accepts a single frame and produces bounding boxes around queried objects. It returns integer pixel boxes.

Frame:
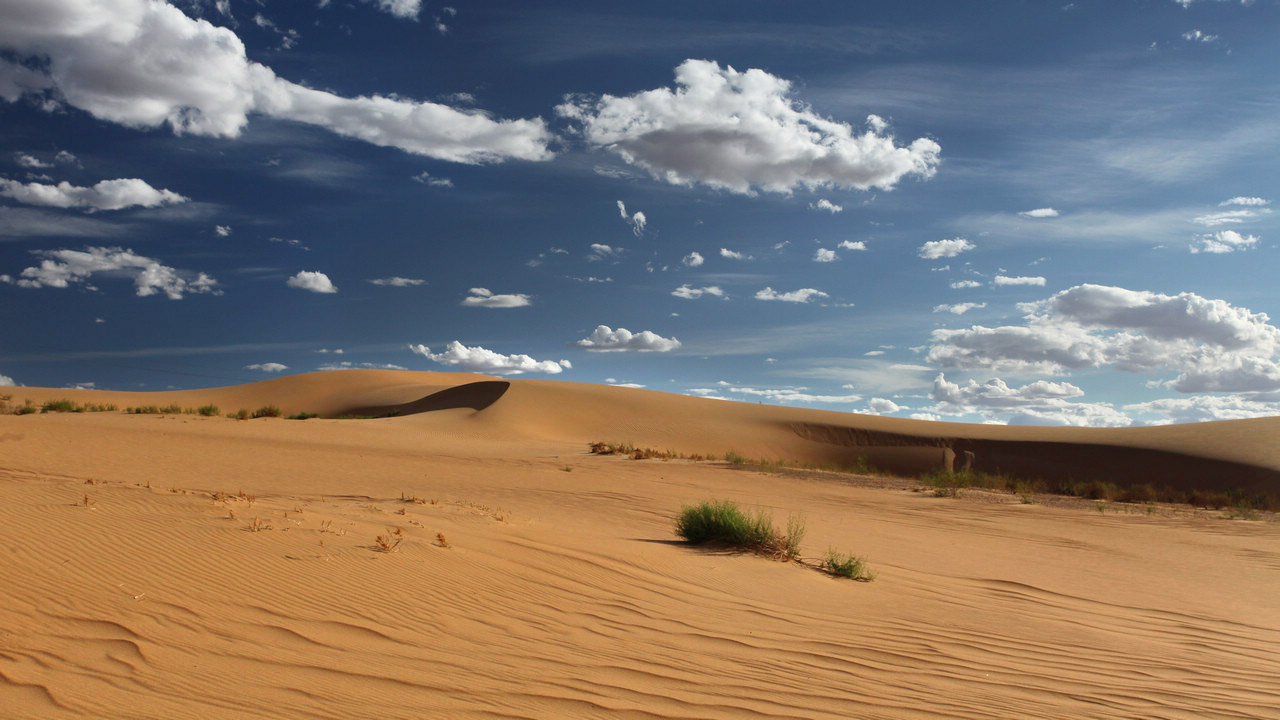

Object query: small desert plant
[724,450,749,466]
[128,405,162,414]
[160,403,184,414]
[820,548,875,581]
[374,528,403,553]
[228,408,251,420]
[674,500,803,560]
[42,399,82,413]
[400,492,426,504]
[247,517,270,532]
[435,532,450,548]
[196,404,220,417]
[252,405,282,418]
[16,399,37,415]
[287,411,320,420]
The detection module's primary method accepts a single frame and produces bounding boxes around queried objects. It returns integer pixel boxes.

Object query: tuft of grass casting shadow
[674,499,804,560]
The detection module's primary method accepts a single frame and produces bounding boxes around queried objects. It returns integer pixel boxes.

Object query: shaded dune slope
[8,369,1280,493]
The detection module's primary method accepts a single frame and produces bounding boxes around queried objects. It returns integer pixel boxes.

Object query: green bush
[674,500,804,560]
[251,405,282,418]
[820,548,875,581]
[196,404,220,417]
[228,408,251,420]
[287,411,320,420]
[41,399,82,413]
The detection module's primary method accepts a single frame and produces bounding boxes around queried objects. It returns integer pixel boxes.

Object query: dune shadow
[339,380,510,418]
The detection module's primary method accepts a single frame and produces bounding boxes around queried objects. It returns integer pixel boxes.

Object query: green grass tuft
[251,405,282,418]
[820,548,875,581]
[674,499,803,560]
[197,404,220,417]
[287,411,320,420]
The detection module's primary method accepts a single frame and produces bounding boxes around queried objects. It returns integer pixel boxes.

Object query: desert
[1,370,1277,719]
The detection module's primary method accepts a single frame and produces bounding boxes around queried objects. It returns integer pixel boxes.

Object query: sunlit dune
[1,370,1277,719]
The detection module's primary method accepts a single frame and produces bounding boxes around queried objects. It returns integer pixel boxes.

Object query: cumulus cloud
[1019,208,1059,218]
[838,240,867,251]
[14,152,50,168]
[930,373,1131,427]
[409,342,570,375]
[411,171,453,187]
[587,243,622,262]
[363,0,422,19]
[0,178,187,211]
[1190,229,1258,254]
[318,361,407,372]
[572,325,681,352]
[755,287,828,303]
[813,248,837,263]
[865,397,901,414]
[0,372,14,386]
[367,276,426,286]
[2,245,218,299]
[720,248,750,260]
[682,251,704,267]
[0,0,552,164]
[286,271,336,293]
[1124,394,1280,424]
[1182,29,1219,42]
[672,284,724,299]
[725,385,862,404]
[245,362,287,372]
[810,199,843,213]
[215,225,231,237]
[929,283,1280,394]
[950,280,982,289]
[933,302,987,315]
[993,275,1046,286]
[616,200,646,236]
[1220,196,1269,206]
[557,59,940,195]
[461,287,530,308]
[919,237,974,259]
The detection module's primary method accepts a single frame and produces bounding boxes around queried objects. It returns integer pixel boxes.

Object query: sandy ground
[1,371,1278,719]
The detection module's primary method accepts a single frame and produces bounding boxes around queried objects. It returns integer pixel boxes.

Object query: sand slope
[1,370,1278,718]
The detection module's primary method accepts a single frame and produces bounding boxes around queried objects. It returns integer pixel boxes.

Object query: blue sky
[1,0,1278,426]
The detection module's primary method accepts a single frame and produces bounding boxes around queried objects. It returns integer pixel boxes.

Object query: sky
[1,0,1278,426]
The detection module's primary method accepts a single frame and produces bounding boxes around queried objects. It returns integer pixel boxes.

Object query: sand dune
[1,370,1278,718]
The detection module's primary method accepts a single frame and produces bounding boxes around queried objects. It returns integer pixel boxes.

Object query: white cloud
[461,287,530,308]
[930,373,1131,427]
[1220,196,1269,206]
[587,243,622,262]
[270,237,310,251]
[1190,229,1259,254]
[720,248,751,260]
[557,59,940,195]
[3,245,218,299]
[934,302,987,315]
[367,276,426,286]
[993,275,1046,286]
[0,372,15,385]
[572,325,681,352]
[215,225,231,237]
[813,248,837,263]
[286,271,336,293]
[865,397,901,414]
[929,284,1280,394]
[682,251,704,267]
[411,171,453,187]
[14,152,50,168]
[838,240,867,251]
[1124,394,1280,424]
[245,362,287,372]
[1019,207,1059,218]
[0,0,552,163]
[318,361,407,371]
[0,178,187,211]
[810,198,843,213]
[755,287,828,303]
[672,284,724,299]
[1193,208,1270,226]
[363,0,422,19]
[409,342,570,375]
[1182,29,1219,43]
[918,237,974,259]
[616,200,646,236]
[726,385,862,404]
[950,280,982,289]
[316,348,344,354]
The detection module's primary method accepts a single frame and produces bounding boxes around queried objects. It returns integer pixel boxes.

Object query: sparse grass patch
[374,528,403,553]
[247,517,270,532]
[287,411,320,420]
[39,399,116,413]
[820,548,875,581]
[228,408,251,420]
[252,405,282,418]
[674,499,804,560]
[197,404,220,417]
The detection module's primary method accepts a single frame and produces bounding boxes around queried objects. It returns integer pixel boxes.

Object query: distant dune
[2,370,1278,719]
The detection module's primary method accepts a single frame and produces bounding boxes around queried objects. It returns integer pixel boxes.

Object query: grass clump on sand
[251,405,282,418]
[288,411,320,420]
[674,499,804,560]
[820,548,876,581]
[196,404,220,417]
